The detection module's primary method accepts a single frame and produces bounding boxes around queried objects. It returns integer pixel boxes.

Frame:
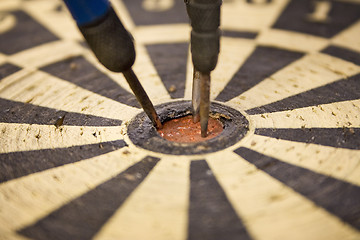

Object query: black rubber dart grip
[79,7,135,72]
[186,0,221,72]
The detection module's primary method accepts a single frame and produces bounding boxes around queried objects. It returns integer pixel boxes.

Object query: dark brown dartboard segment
[254,128,360,150]
[122,0,188,26]
[0,98,122,126]
[0,140,127,183]
[127,101,249,155]
[146,43,189,98]
[18,156,160,240]
[0,11,59,55]
[188,160,252,240]
[234,147,360,230]
[222,30,258,39]
[215,46,304,102]
[0,63,21,80]
[272,0,360,38]
[246,73,360,115]
[322,46,360,66]
[40,56,140,108]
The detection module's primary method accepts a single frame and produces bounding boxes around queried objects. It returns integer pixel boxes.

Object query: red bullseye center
[157,115,223,143]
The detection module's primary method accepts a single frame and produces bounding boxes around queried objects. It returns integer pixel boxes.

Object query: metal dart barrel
[199,72,210,137]
[192,69,201,123]
[123,69,162,129]
[186,0,221,137]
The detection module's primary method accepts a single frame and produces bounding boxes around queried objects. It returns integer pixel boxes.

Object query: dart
[186,0,221,137]
[63,0,162,129]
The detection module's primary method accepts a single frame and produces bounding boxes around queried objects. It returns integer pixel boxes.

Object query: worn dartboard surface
[0,0,360,239]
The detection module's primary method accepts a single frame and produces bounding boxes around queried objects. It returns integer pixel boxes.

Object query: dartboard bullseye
[127,100,249,155]
[0,0,360,240]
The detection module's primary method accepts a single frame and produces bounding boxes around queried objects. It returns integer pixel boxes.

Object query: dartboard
[1,0,360,239]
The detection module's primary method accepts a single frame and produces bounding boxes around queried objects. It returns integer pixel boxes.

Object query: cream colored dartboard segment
[9,40,84,69]
[0,53,7,66]
[22,0,83,41]
[0,11,17,34]
[221,0,289,32]
[256,29,330,53]
[132,43,172,103]
[94,158,190,240]
[211,38,256,100]
[332,20,360,52]
[0,123,124,153]
[242,134,360,186]
[134,24,190,45]
[0,0,21,12]
[0,70,140,121]
[250,99,360,129]
[228,52,360,111]
[184,46,193,100]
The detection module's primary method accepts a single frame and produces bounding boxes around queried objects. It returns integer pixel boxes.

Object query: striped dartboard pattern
[0,0,360,239]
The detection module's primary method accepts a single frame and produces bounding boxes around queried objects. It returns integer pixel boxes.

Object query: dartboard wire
[249,99,360,129]
[0,69,141,122]
[206,151,360,240]
[0,123,125,153]
[241,134,360,186]
[226,52,360,111]
[93,157,190,240]
[0,146,147,232]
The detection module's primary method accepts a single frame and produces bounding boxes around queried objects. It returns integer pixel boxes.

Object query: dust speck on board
[123,173,136,181]
[123,150,131,155]
[269,194,284,202]
[35,130,41,139]
[52,175,60,182]
[70,62,77,70]
[168,85,176,93]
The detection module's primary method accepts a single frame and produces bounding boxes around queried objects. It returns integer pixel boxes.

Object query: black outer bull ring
[127,100,249,155]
